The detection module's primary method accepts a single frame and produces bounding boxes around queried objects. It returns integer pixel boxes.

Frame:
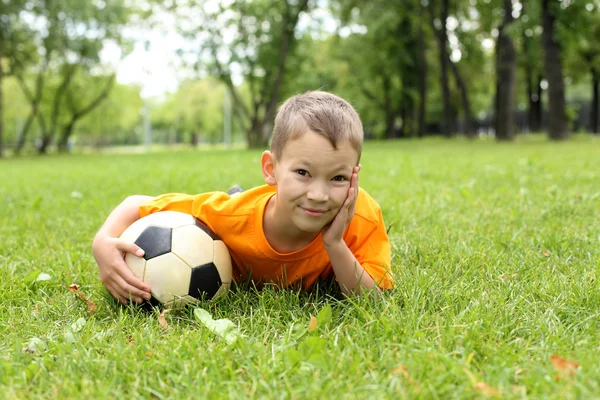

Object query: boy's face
[263,131,359,235]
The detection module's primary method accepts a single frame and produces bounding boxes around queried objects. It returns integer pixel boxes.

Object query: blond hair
[271,91,363,161]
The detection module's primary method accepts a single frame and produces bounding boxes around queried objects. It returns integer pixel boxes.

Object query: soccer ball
[119,211,232,306]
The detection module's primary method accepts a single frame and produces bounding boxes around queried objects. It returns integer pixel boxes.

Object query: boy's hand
[93,235,151,304]
[322,164,361,248]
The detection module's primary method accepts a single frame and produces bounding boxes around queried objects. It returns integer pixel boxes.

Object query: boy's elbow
[125,195,153,205]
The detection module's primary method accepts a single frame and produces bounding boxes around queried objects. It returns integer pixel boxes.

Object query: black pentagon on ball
[134,226,172,260]
[188,262,222,300]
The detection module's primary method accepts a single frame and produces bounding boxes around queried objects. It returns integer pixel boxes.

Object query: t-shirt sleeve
[347,207,395,290]
[139,192,229,224]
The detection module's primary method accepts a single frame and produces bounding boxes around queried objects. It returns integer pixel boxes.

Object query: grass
[1,135,600,399]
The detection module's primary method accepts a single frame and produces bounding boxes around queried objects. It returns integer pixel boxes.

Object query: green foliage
[150,78,235,144]
[1,137,600,397]
[72,81,143,146]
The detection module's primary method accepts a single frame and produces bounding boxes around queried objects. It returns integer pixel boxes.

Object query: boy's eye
[332,175,347,182]
[296,169,309,177]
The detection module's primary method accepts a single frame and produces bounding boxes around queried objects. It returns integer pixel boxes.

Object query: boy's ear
[261,150,277,186]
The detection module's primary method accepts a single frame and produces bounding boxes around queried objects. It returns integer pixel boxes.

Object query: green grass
[1,135,600,399]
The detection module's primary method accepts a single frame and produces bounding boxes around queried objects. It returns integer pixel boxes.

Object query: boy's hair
[271,91,363,161]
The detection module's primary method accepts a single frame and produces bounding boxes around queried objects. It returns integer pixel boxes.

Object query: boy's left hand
[322,164,361,248]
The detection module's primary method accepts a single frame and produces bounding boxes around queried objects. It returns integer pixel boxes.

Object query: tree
[541,0,568,140]
[0,0,36,157]
[559,0,600,133]
[428,0,454,137]
[12,0,132,154]
[57,73,116,151]
[174,0,311,148]
[518,0,544,133]
[333,0,429,138]
[495,0,517,140]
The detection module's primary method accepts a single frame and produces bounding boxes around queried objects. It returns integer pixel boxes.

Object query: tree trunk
[383,75,396,139]
[495,0,517,141]
[57,74,116,152]
[449,58,474,138]
[244,0,309,148]
[57,122,75,150]
[247,118,269,148]
[38,134,52,154]
[527,74,543,132]
[0,60,3,158]
[541,0,568,140]
[417,14,427,138]
[591,67,599,134]
[436,0,454,137]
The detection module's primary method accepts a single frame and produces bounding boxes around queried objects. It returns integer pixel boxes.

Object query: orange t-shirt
[139,185,394,290]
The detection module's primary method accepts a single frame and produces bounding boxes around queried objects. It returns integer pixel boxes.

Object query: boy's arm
[324,241,377,295]
[322,165,381,295]
[92,195,154,304]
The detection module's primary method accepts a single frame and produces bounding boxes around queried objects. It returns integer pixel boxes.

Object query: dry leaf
[67,284,96,313]
[542,249,551,257]
[68,284,80,293]
[475,382,501,398]
[550,354,579,375]
[308,315,317,331]
[158,309,170,329]
[390,364,409,379]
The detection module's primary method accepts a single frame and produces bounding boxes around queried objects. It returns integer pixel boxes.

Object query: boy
[92,91,394,304]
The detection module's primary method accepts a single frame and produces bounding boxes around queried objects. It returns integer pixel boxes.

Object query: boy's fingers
[110,276,146,304]
[115,264,151,298]
[116,240,145,257]
[117,260,150,296]
[121,268,152,296]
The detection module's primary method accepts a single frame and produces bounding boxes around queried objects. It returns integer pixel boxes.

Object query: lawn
[1,136,600,399]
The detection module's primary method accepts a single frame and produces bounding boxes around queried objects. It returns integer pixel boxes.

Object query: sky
[100,3,496,100]
[100,2,340,99]
[101,29,188,99]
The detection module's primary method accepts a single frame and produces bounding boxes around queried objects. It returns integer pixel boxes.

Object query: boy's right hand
[92,235,152,304]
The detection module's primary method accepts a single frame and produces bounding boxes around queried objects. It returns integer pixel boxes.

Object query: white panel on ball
[212,281,231,299]
[145,252,192,304]
[171,224,215,268]
[120,218,149,245]
[213,240,233,283]
[125,253,146,280]
[142,210,195,229]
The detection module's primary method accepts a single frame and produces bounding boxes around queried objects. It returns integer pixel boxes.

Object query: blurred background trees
[1,0,598,156]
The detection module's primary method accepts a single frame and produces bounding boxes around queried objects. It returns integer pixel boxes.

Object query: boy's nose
[307,182,329,202]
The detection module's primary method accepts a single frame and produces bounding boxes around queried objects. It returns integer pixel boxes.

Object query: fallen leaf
[550,354,579,375]
[158,309,170,329]
[316,305,332,326]
[36,273,51,281]
[22,337,46,354]
[475,382,501,398]
[63,331,76,343]
[542,249,551,257]
[68,284,80,293]
[194,308,241,344]
[71,317,86,332]
[67,284,96,313]
[390,364,409,378]
[308,316,317,332]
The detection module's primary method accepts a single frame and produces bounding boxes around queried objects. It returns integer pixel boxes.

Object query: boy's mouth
[300,207,327,216]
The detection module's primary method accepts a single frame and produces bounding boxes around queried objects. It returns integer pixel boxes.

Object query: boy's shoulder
[354,187,384,226]
[207,184,274,216]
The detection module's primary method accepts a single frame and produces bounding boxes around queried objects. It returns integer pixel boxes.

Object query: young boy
[92,91,394,304]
